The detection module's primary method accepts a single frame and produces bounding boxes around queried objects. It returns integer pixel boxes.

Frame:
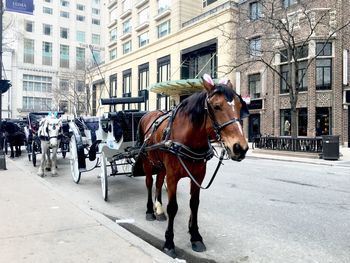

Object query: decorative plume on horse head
[134,73,249,257]
[37,112,63,177]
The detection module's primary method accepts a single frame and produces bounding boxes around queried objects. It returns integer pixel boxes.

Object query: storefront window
[316,107,331,136]
[298,108,307,136]
[280,109,291,136]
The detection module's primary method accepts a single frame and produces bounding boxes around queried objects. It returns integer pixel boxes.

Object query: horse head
[44,117,62,148]
[202,74,249,161]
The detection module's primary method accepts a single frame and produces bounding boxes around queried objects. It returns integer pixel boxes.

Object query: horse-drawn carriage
[26,111,70,166]
[0,118,27,158]
[68,74,249,257]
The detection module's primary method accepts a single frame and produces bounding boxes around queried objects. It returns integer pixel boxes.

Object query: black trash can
[322,135,339,160]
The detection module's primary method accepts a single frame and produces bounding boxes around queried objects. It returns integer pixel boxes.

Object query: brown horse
[134,74,249,257]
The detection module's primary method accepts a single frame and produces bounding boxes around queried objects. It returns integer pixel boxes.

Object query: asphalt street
[4,152,350,263]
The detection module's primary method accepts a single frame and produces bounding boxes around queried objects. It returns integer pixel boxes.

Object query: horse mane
[178,84,236,126]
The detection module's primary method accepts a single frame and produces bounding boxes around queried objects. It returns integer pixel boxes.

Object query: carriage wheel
[69,135,81,184]
[100,151,108,201]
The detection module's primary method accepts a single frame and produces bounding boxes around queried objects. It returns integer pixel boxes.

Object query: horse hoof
[51,173,58,177]
[146,213,156,221]
[156,213,167,221]
[37,173,44,178]
[191,241,206,252]
[163,248,176,258]
[45,167,51,171]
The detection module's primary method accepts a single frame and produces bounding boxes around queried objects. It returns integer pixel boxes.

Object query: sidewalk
[247,143,350,166]
[0,158,175,263]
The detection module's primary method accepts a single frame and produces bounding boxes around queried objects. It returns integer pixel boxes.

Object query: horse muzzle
[226,143,248,162]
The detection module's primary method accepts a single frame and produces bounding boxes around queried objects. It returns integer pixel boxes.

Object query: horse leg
[51,147,58,176]
[10,145,14,158]
[163,175,178,258]
[154,171,167,221]
[189,181,206,252]
[46,148,52,171]
[37,144,46,177]
[145,170,155,221]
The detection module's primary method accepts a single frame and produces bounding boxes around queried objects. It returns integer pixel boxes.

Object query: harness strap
[176,148,225,190]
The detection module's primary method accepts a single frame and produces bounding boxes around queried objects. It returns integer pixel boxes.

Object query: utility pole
[0,0,6,169]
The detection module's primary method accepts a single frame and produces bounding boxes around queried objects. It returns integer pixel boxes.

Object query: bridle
[205,90,242,142]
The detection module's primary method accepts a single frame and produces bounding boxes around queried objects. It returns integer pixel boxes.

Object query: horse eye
[213,105,221,111]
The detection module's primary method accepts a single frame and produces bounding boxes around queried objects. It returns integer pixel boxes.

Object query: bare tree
[223,0,350,137]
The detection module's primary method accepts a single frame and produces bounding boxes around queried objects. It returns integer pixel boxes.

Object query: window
[123,69,131,95]
[92,50,101,64]
[315,43,332,90]
[42,42,52,66]
[25,21,34,32]
[282,0,297,8]
[60,27,69,39]
[92,8,100,15]
[44,0,52,2]
[157,55,171,110]
[23,97,52,111]
[122,0,131,12]
[76,31,85,42]
[23,75,52,93]
[77,4,85,11]
[298,61,308,91]
[280,109,291,136]
[250,2,262,20]
[122,41,132,54]
[138,63,149,110]
[59,100,69,112]
[202,0,217,8]
[110,28,117,42]
[76,81,85,92]
[280,64,289,93]
[138,8,149,25]
[109,48,117,60]
[157,20,170,38]
[60,45,69,68]
[109,8,118,23]
[93,0,100,5]
[92,19,100,25]
[123,19,131,34]
[316,107,331,136]
[43,24,52,35]
[24,39,34,64]
[92,34,100,45]
[249,37,261,57]
[298,108,307,136]
[61,0,69,7]
[76,15,85,22]
[138,31,149,47]
[248,74,261,99]
[158,0,170,14]
[76,47,85,70]
[59,79,70,91]
[60,11,69,18]
[43,7,53,14]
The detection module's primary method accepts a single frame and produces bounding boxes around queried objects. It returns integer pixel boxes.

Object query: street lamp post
[0,0,6,170]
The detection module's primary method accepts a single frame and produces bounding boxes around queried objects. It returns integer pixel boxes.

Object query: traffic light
[0,79,12,94]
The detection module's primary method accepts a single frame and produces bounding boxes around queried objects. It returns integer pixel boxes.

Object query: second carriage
[68,95,148,201]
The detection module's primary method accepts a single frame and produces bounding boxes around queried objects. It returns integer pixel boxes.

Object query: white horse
[37,116,62,177]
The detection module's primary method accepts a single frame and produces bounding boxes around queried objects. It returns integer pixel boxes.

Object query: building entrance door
[248,114,260,142]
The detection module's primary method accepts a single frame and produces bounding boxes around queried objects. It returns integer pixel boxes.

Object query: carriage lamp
[0,79,11,94]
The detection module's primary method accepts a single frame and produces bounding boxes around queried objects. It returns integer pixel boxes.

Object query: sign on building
[5,0,34,15]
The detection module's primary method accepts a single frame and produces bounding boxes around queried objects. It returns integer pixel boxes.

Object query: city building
[2,0,106,118]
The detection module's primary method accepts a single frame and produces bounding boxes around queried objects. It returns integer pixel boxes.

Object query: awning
[148,79,205,96]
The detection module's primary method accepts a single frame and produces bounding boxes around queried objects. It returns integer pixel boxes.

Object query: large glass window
[77,4,85,10]
[298,60,308,91]
[157,20,170,38]
[109,8,118,23]
[59,79,70,91]
[23,97,52,111]
[280,108,308,136]
[280,109,291,136]
[248,73,261,99]
[158,0,170,13]
[316,42,333,89]
[280,64,289,93]
[123,19,131,34]
[122,69,132,110]
[92,50,101,64]
[60,27,69,39]
[76,47,85,70]
[92,18,100,25]
[23,75,52,93]
[61,0,69,7]
[316,107,332,136]
[42,42,52,66]
[298,108,307,136]
[43,7,53,14]
[110,28,117,42]
[60,45,69,68]
[76,15,85,22]
[60,11,69,18]
[122,0,131,12]
[109,48,117,60]
[157,55,170,110]
[138,63,149,110]
[43,24,52,35]
[24,39,34,64]
[250,1,262,20]
[92,34,100,45]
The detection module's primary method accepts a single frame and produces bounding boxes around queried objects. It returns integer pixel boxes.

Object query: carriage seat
[81,116,100,143]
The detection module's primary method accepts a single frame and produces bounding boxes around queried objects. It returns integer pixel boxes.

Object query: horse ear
[219,77,228,85]
[202,74,215,92]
